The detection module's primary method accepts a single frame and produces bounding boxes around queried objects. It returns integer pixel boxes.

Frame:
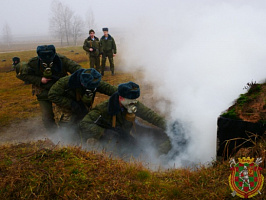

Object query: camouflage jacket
[100,34,117,54]
[79,92,166,140]
[22,54,81,100]
[83,36,100,57]
[48,73,117,110]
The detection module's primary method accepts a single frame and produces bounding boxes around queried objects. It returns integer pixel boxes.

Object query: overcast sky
[1,0,266,37]
[0,0,141,36]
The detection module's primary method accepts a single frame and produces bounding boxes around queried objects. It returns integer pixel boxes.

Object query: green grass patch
[221,108,241,120]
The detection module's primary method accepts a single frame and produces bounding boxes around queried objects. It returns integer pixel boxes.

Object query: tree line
[1,0,96,47]
[49,0,96,46]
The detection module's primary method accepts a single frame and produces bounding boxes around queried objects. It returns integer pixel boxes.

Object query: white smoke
[118,0,266,166]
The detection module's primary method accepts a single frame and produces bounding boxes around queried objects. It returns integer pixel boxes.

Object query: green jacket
[48,76,117,109]
[100,34,117,54]
[22,54,81,100]
[14,62,28,81]
[83,36,100,57]
[79,93,166,140]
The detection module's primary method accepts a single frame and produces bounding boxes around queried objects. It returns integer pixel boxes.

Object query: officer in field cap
[48,68,117,127]
[79,81,172,155]
[100,27,117,76]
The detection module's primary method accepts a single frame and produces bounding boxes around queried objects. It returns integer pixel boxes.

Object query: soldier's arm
[79,108,105,140]
[60,55,82,74]
[112,37,117,54]
[21,62,42,86]
[99,39,103,54]
[15,62,27,81]
[136,102,166,130]
[48,77,72,109]
[97,81,118,96]
[83,39,90,52]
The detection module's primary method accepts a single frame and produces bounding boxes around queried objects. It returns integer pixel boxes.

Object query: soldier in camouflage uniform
[79,81,171,155]
[12,57,20,71]
[48,68,117,127]
[12,57,29,84]
[22,45,82,131]
[100,28,117,76]
[83,29,101,72]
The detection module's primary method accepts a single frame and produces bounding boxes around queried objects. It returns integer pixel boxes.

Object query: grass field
[0,47,265,199]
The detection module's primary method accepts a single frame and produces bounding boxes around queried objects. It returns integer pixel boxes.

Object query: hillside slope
[2,140,264,200]
[222,82,266,123]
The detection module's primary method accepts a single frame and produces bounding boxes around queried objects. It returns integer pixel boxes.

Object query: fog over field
[1,0,266,167]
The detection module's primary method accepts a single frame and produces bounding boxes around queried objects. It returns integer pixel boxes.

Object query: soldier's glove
[71,101,88,119]
[41,80,54,89]
[158,139,172,155]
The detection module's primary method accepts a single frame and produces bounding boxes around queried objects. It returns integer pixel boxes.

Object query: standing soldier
[83,29,101,72]
[22,45,82,131]
[79,82,171,155]
[48,68,117,127]
[100,28,117,76]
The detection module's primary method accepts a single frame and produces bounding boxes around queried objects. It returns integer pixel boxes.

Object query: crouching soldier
[22,45,82,131]
[12,57,20,71]
[12,57,30,84]
[79,81,171,155]
[48,68,117,127]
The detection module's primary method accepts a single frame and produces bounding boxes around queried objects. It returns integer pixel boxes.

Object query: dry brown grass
[2,140,264,200]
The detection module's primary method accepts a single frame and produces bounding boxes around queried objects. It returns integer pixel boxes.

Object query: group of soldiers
[12,28,171,156]
[83,28,116,76]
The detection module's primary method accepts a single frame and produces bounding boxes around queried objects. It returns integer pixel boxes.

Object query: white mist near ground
[118,0,266,167]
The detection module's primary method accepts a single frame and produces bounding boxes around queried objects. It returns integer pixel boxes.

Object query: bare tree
[49,0,73,45]
[86,8,96,30]
[61,5,73,45]
[49,1,65,45]
[2,23,12,47]
[71,15,84,46]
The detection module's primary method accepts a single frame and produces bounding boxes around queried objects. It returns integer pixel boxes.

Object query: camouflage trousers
[53,105,73,127]
[89,56,100,72]
[38,100,57,131]
[101,51,114,73]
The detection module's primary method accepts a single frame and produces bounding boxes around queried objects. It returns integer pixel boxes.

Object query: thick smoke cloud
[2,0,265,168]
[118,0,266,166]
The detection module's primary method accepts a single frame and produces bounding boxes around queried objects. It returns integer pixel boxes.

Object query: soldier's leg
[95,56,101,72]
[101,53,107,75]
[38,100,57,131]
[89,56,95,69]
[107,53,115,74]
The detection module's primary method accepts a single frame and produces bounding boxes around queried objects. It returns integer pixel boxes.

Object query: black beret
[102,27,108,31]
